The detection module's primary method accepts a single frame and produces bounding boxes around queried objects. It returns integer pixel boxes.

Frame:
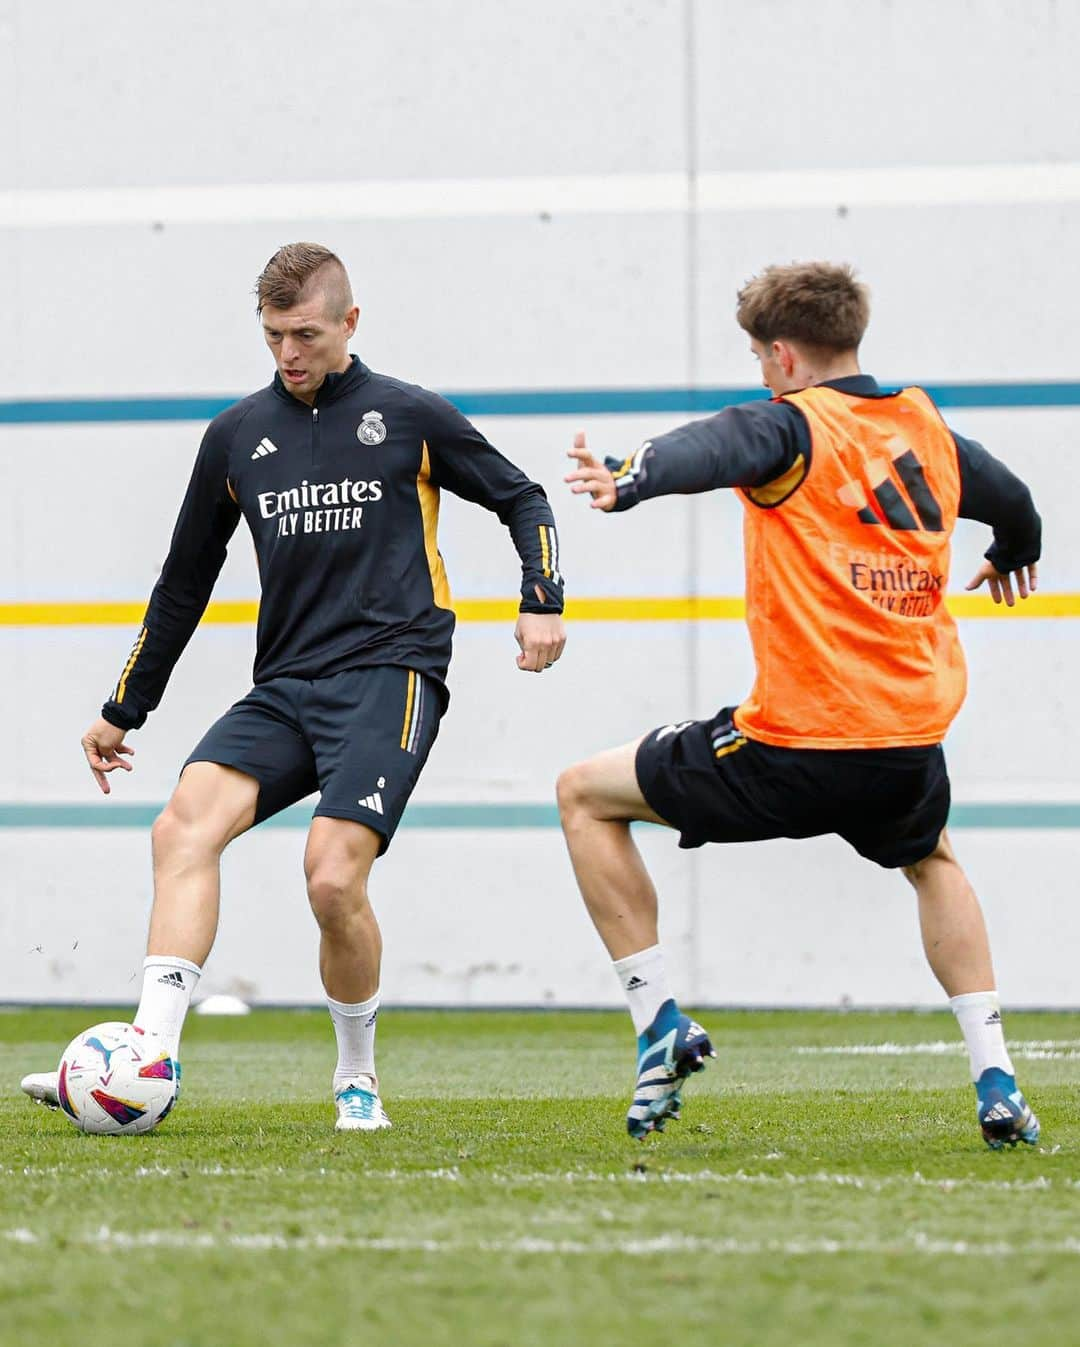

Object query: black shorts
[185,666,441,853]
[635,707,950,869]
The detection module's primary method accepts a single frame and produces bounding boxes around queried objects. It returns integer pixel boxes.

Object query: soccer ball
[56,1021,179,1135]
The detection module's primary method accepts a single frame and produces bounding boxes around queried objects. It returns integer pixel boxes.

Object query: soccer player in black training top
[21,243,566,1131]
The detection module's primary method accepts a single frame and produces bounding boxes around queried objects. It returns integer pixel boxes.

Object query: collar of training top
[818,374,884,397]
[271,353,372,407]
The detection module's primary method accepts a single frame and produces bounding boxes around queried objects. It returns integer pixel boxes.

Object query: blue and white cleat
[334,1077,392,1132]
[976,1067,1040,1150]
[627,1000,715,1140]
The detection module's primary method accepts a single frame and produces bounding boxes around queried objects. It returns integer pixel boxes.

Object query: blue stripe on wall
[2,381,1080,424]
[0,802,1076,829]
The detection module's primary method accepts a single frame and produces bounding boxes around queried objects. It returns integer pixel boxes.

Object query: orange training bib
[735,385,966,749]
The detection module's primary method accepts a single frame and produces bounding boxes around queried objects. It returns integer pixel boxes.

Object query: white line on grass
[1,1165,1069,1192]
[6,1226,1080,1257]
[795,1040,1080,1059]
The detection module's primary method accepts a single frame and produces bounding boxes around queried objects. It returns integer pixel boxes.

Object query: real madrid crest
[357,411,387,446]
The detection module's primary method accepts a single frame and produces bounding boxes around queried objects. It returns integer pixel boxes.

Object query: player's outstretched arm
[565,431,616,511]
[964,559,1038,607]
[81,717,135,795]
[954,434,1040,608]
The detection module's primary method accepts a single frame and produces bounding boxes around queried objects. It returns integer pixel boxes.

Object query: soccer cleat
[626,999,715,1140]
[20,1070,60,1110]
[976,1067,1040,1149]
[334,1077,392,1132]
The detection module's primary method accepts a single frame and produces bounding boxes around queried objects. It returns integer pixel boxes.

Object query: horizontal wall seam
[3,163,1080,229]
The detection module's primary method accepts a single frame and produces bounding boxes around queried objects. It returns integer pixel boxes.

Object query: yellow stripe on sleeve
[539,525,551,578]
[115,626,148,704]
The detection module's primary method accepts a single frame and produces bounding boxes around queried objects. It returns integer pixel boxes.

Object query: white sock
[133,956,201,1058]
[950,990,1015,1081]
[328,991,380,1092]
[613,945,671,1035]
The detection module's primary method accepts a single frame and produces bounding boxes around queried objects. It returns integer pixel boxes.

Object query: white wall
[1,1,1077,1007]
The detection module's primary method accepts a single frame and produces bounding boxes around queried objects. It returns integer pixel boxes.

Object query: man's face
[750,337,798,396]
[261,292,359,404]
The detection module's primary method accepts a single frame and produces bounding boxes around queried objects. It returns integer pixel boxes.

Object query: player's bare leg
[304,817,390,1130]
[140,762,259,1053]
[21,763,258,1108]
[557,740,714,1138]
[149,763,260,963]
[905,829,994,996]
[305,818,383,1000]
[557,739,667,957]
[904,830,1039,1149]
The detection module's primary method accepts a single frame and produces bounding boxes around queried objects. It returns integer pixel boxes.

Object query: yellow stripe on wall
[945,592,1080,617]
[1,601,259,626]
[1,593,1078,627]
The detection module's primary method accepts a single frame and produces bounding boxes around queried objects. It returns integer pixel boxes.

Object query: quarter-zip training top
[104,357,564,730]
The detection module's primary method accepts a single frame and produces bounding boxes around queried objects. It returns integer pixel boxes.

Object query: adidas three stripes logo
[250,437,279,460]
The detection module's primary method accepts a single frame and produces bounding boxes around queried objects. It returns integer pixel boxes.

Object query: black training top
[103,357,564,730]
[607,375,1041,573]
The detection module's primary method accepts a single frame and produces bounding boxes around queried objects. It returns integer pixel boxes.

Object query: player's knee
[556,761,593,823]
[150,801,227,864]
[305,863,368,929]
[901,831,955,888]
[149,808,175,860]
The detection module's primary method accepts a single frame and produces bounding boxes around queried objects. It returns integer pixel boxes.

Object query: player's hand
[81,717,135,795]
[514,610,566,673]
[964,560,1038,608]
[565,430,617,511]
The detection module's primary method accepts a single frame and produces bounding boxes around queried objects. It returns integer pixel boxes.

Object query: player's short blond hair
[736,262,870,353]
[255,243,353,318]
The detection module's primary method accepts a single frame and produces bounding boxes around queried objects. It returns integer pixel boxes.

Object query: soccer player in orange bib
[560,261,1041,1148]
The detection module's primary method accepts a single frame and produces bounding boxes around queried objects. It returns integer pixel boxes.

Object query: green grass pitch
[2,1006,1079,1347]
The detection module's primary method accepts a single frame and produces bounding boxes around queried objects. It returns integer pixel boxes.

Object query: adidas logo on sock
[625,975,648,990]
[157,971,186,989]
[984,1009,1002,1025]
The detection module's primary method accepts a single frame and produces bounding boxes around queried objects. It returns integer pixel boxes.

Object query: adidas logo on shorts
[358,791,384,815]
